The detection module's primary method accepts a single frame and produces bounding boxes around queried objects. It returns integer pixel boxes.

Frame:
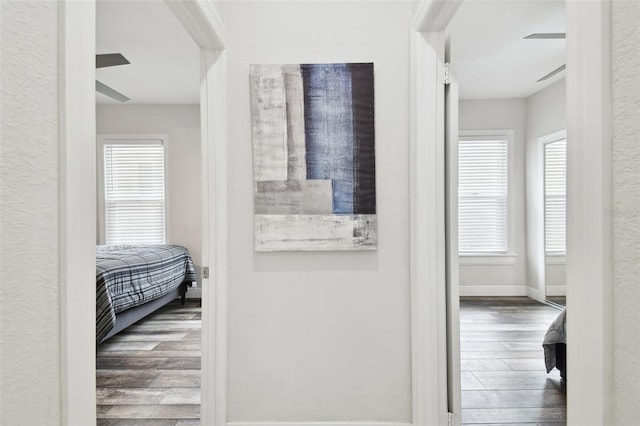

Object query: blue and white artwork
[250,63,377,251]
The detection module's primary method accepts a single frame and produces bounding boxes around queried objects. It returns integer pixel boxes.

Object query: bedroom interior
[94,0,204,423]
[446,0,567,423]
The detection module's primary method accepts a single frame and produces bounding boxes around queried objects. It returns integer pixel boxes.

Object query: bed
[542,308,567,381]
[96,244,197,344]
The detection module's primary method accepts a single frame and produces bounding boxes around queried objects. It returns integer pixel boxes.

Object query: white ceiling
[96,0,200,104]
[96,0,564,104]
[447,0,566,100]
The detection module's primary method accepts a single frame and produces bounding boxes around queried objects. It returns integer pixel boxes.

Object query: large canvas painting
[250,62,377,251]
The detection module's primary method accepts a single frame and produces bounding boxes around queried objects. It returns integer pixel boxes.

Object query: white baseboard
[459,285,527,297]
[546,285,566,296]
[185,287,202,299]
[227,423,411,426]
[526,286,544,302]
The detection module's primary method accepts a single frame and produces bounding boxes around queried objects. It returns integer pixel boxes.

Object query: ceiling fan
[96,53,131,103]
[524,33,566,82]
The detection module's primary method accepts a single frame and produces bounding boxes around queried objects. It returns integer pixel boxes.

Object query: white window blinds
[103,143,166,245]
[458,139,509,253]
[544,139,566,254]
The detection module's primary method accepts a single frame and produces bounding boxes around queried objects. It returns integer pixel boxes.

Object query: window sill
[459,254,517,266]
[545,254,566,265]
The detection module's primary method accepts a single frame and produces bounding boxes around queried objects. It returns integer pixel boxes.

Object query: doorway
[59,1,228,424]
[445,1,567,423]
[410,0,613,424]
[94,2,204,422]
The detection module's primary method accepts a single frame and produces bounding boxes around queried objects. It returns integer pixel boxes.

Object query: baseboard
[185,287,202,299]
[459,285,527,296]
[546,285,566,296]
[526,286,544,302]
[227,423,411,426]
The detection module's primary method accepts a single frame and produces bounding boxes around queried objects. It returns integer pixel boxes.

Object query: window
[544,137,566,254]
[458,134,510,254]
[98,135,167,245]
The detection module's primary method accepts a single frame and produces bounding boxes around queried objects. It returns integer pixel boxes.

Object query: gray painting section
[254,180,333,215]
[253,64,334,216]
[282,64,307,182]
[255,214,377,251]
[250,64,288,182]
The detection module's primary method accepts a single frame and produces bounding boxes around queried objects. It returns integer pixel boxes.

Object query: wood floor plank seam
[460,297,566,425]
[97,300,202,425]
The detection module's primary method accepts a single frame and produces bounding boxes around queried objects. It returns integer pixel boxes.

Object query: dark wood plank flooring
[546,296,566,307]
[96,299,201,426]
[460,297,566,425]
[97,296,564,425]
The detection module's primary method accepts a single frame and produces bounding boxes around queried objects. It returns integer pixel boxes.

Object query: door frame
[59,1,229,424]
[410,0,613,425]
[565,1,613,423]
[537,128,568,300]
[409,1,462,424]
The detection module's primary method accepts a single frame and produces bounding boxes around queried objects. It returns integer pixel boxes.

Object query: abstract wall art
[250,63,377,251]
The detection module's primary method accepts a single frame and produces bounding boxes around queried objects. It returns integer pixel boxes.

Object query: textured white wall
[96,104,203,281]
[0,1,62,424]
[611,0,640,423]
[458,99,528,295]
[216,1,414,422]
[525,79,566,297]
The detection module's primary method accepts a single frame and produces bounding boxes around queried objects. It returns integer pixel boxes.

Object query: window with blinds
[103,142,166,245]
[544,138,567,254]
[458,138,509,253]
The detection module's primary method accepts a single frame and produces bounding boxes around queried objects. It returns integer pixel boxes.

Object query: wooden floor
[96,299,202,426]
[546,296,566,307]
[96,297,565,425]
[460,297,566,425]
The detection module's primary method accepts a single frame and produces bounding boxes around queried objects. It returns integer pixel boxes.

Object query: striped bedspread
[96,244,196,342]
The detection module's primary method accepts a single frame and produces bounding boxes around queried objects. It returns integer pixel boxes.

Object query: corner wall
[525,79,566,299]
[96,104,203,289]
[611,0,640,422]
[0,1,62,424]
[458,99,528,295]
[216,1,414,422]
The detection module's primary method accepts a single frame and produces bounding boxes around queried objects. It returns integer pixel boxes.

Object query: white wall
[458,99,528,295]
[611,0,640,423]
[96,104,203,289]
[525,79,566,298]
[216,1,414,422]
[0,1,62,424]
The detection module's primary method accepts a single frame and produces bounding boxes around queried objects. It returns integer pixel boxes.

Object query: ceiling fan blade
[537,64,566,82]
[524,33,566,40]
[96,53,130,68]
[96,80,130,103]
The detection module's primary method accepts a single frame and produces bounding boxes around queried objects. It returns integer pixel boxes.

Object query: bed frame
[98,282,189,344]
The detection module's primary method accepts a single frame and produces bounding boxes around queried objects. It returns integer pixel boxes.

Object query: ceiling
[446,0,566,100]
[96,0,200,104]
[96,0,564,104]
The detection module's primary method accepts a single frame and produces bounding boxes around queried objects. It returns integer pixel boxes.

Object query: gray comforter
[542,308,566,373]
[96,244,196,342]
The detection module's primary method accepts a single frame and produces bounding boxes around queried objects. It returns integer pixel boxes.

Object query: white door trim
[565,0,613,424]
[444,65,462,426]
[535,129,567,301]
[409,31,447,425]
[409,0,462,422]
[166,3,229,424]
[59,1,229,425]
[198,48,229,426]
[59,2,97,424]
